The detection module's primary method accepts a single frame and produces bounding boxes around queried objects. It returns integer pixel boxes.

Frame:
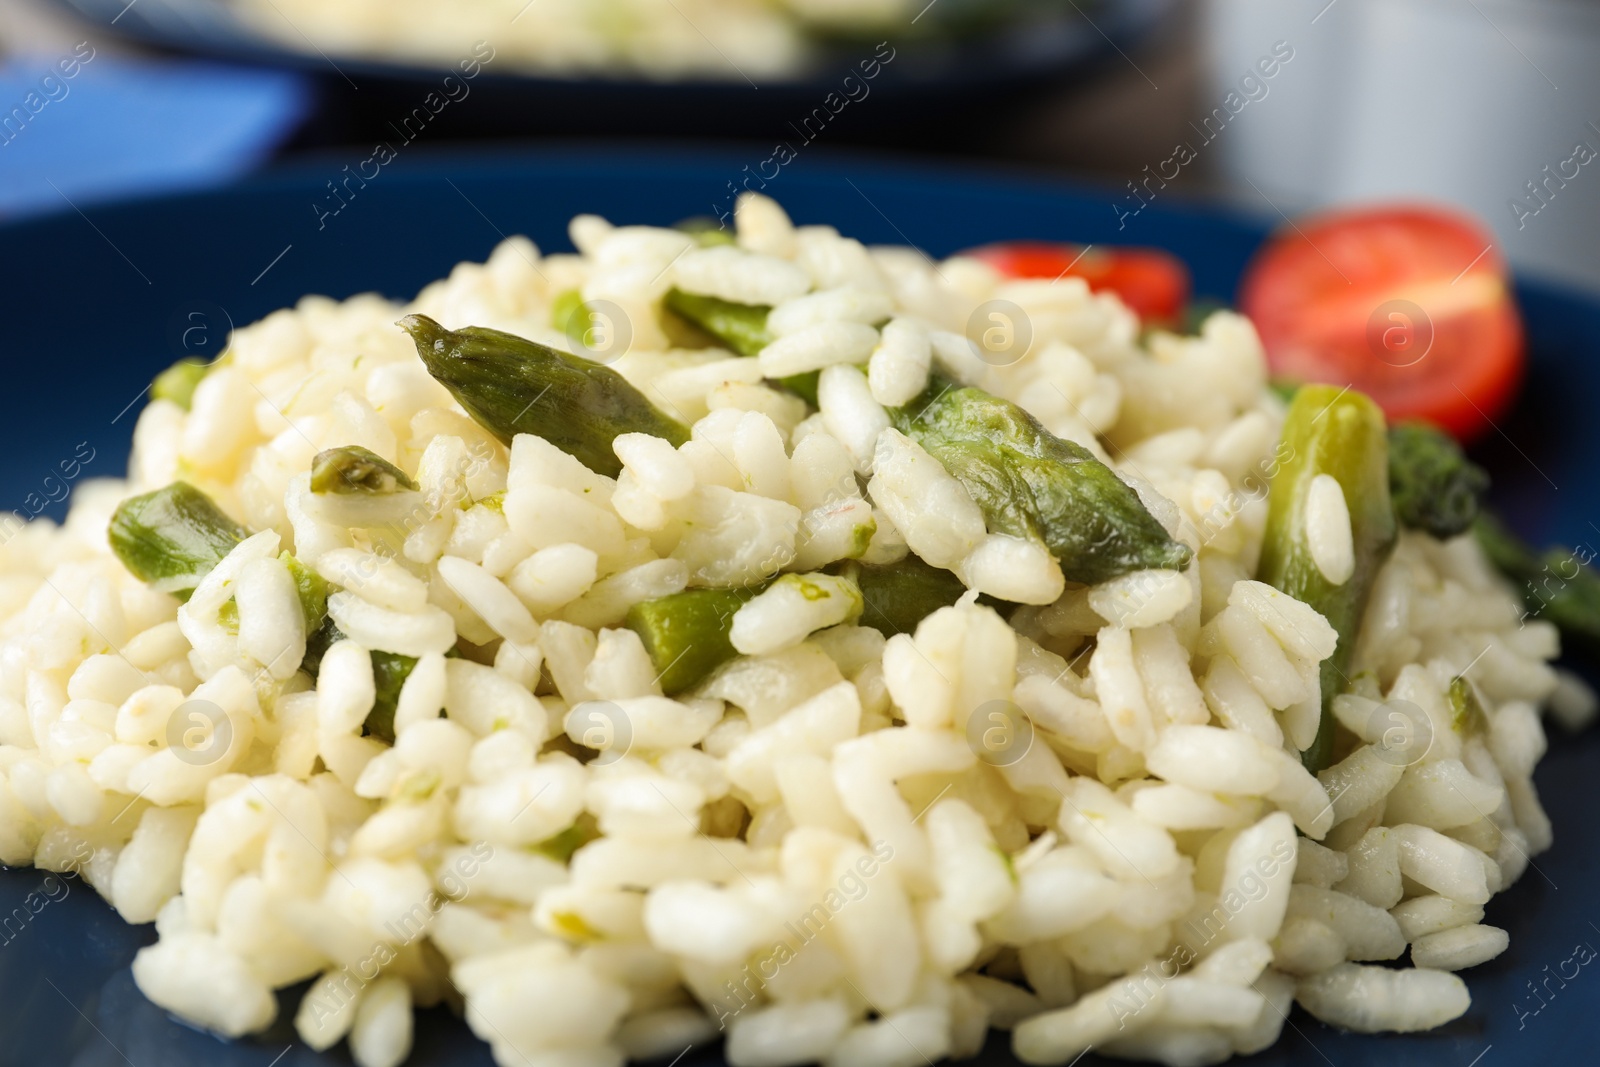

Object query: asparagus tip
[396,314,449,355]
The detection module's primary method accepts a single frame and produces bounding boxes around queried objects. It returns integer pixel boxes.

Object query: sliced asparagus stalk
[400,314,689,479]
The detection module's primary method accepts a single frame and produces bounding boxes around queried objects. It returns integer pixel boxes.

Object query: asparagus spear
[113,480,418,743]
[1375,418,1600,656]
[399,314,690,479]
[842,555,973,637]
[1276,388,1488,539]
[111,481,332,627]
[311,445,418,495]
[1380,423,1600,651]
[109,482,249,599]
[1387,421,1489,539]
[625,585,761,695]
[660,289,823,405]
[305,445,424,529]
[662,289,772,357]
[889,377,1191,585]
[1474,514,1600,647]
[628,554,1014,693]
[1257,385,1398,773]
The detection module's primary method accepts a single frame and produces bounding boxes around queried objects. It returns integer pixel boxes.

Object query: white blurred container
[1201,0,1600,290]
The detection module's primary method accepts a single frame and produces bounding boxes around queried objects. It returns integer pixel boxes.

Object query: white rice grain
[327,592,456,658]
[819,364,891,475]
[1088,569,1193,630]
[867,318,933,407]
[1304,474,1354,585]
[1295,963,1469,1033]
[727,999,852,1067]
[437,555,540,644]
[132,932,277,1038]
[675,245,811,307]
[868,430,986,571]
[1147,726,1279,797]
[731,574,863,655]
[1394,824,1492,905]
[350,976,412,1067]
[1409,923,1509,971]
[1390,895,1486,941]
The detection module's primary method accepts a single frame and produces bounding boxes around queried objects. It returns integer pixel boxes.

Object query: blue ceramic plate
[0,149,1595,1067]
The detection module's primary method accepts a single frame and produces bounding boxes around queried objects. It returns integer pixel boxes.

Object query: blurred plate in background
[42,0,1174,141]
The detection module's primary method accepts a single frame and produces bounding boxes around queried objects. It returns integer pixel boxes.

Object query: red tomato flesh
[1238,204,1524,441]
[965,241,1191,326]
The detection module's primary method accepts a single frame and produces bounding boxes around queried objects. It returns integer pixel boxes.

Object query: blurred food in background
[962,240,1192,326]
[188,0,1082,80]
[32,0,1172,145]
[232,0,813,80]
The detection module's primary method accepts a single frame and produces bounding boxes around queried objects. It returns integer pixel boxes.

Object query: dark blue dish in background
[41,0,1172,142]
[0,151,1594,1066]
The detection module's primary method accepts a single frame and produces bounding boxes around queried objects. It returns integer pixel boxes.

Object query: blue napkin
[0,48,311,218]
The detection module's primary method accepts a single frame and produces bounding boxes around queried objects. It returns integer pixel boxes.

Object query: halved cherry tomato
[964,241,1191,326]
[1238,204,1524,441]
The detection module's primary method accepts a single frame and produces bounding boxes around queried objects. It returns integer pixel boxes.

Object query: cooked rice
[231,0,909,79]
[0,193,1572,1066]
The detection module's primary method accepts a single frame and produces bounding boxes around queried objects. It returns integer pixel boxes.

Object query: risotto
[0,193,1585,1067]
[231,0,911,80]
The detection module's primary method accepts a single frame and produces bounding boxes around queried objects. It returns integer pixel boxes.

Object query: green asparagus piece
[1448,676,1488,738]
[1474,513,1600,647]
[400,314,689,479]
[888,377,1191,585]
[112,482,405,740]
[302,615,417,744]
[365,650,417,743]
[310,445,418,495]
[625,586,761,695]
[282,553,330,634]
[842,555,973,637]
[108,482,249,599]
[534,817,601,861]
[151,358,213,411]
[662,289,772,357]
[220,550,327,636]
[301,614,341,675]
[549,288,591,346]
[1257,385,1398,773]
[1386,422,1489,539]
[778,370,822,409]
[660,289,822,404]
[674,218,737,247]
[628,555,1009,691]
[111,481,331,661]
